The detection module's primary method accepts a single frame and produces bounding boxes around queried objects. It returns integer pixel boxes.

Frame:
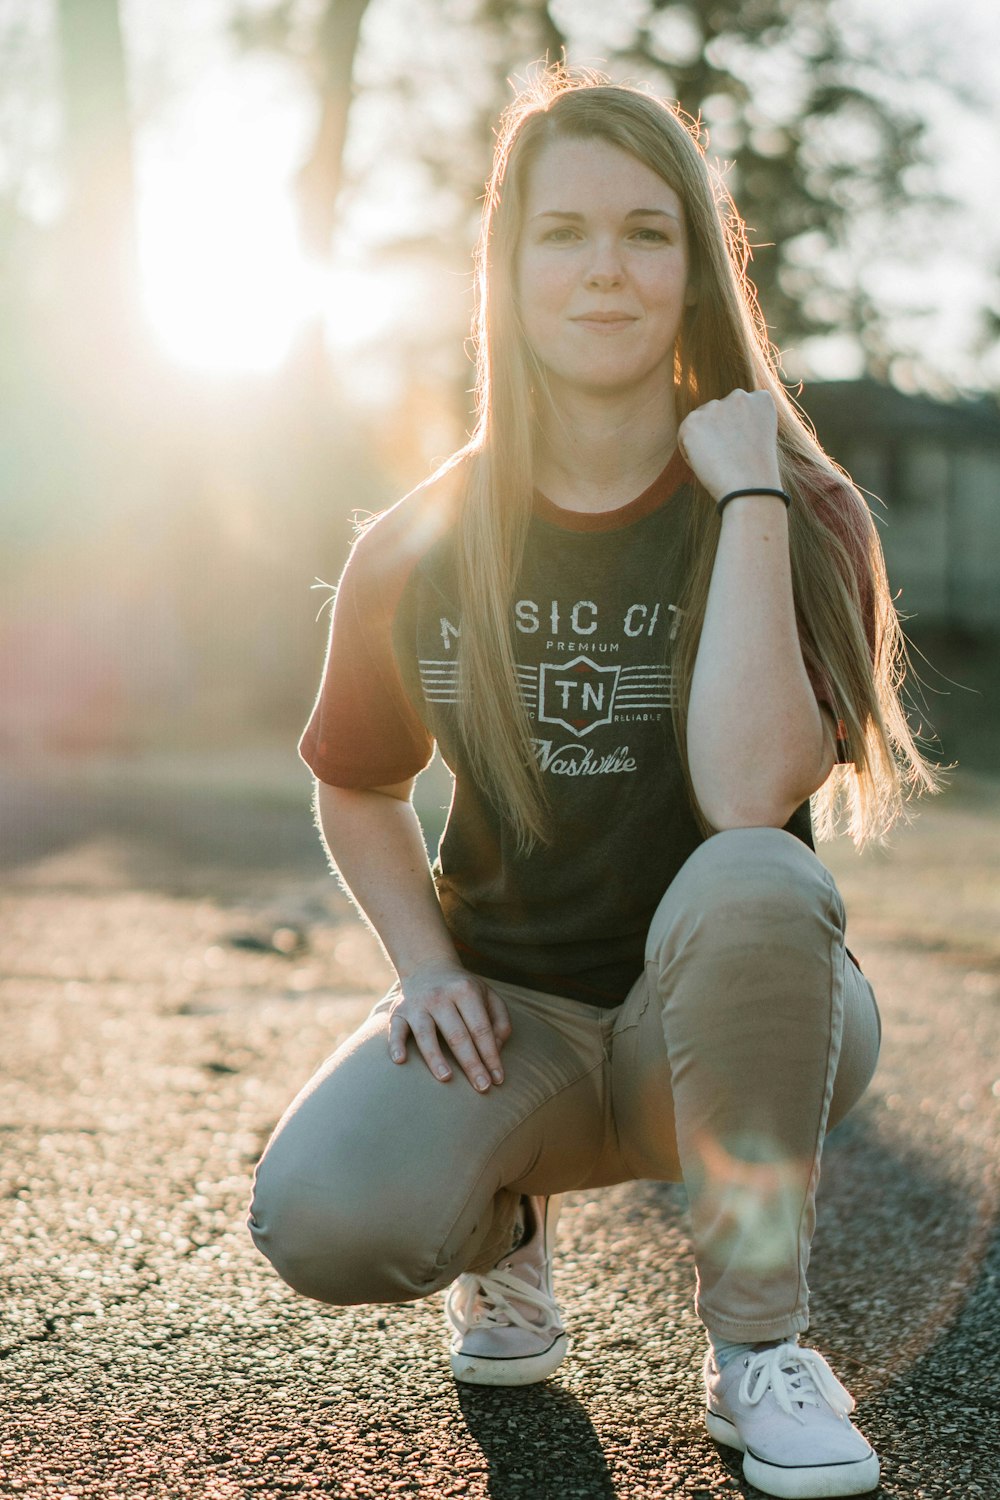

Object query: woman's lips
[570,313,638,331]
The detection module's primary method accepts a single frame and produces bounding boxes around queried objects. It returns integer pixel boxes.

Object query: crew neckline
[533,447,692,533]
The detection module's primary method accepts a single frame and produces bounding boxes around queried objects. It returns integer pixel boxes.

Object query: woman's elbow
[697,791,800,833]
[693,758,832,833]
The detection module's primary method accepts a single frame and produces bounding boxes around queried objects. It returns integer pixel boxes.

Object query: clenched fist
[677,388,782,503]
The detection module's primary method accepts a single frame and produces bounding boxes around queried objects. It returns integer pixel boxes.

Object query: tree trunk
[54,0,140,369]
[535,0,566,62]
[295,0,374,259]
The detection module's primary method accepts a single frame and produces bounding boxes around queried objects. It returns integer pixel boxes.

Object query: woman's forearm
[677,390,833,831]
[686,494,830,829]
[315,780,459,979]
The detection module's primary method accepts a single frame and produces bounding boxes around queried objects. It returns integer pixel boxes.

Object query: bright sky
[11,0,996,386]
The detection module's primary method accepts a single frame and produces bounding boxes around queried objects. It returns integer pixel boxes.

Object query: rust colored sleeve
[298,536,434,788]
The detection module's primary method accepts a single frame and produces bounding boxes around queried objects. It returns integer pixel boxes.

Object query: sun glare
[138,179,403,376]
[133,51,421,379]
[138,175,315,374]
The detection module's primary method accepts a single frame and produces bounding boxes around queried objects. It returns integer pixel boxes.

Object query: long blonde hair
[449,66,939,850]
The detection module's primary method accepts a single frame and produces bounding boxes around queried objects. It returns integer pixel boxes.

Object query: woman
[249,69,936,1500]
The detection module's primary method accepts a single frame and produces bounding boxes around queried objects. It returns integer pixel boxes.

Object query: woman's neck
[532,385,680,513]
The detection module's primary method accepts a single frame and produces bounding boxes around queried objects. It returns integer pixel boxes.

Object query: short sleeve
[299,536,434,788]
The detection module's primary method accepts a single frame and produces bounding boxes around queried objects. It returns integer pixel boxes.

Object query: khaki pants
[249,828,880,1342]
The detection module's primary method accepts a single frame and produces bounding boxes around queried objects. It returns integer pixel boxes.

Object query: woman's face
[515,134,691,403]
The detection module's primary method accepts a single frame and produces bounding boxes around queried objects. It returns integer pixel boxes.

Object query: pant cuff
[700,1308,810,1344]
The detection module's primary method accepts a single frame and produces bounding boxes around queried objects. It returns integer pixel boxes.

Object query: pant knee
[248,1169,451,1307]
[680,826,833,917]
[648,828,842,968]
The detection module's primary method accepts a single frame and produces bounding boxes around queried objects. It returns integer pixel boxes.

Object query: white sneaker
[705,1342,880,1498]
[445,1194,569,1386]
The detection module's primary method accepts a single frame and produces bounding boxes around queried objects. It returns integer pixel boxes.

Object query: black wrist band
[716,487,791,516]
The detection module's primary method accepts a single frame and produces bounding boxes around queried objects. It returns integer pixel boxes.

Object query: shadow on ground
[456,1384,617,1500]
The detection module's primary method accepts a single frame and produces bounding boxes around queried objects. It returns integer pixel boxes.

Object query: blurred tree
[977,269,1000,387]
[234,0,563,255]
[241,0,934,385]
[617,0,931,375]
[52,0,143,390]
[293,0,374,259]
[231,0,376,389]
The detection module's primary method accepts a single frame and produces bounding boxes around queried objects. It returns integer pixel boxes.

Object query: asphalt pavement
[1,759,998,1499]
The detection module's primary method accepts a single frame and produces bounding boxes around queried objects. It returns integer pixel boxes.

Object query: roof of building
[797,378,1000,447]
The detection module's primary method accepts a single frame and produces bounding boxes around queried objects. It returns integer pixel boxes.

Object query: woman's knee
[248,1161,453,1306]
[647,827,843,967]
[675,826,834,915]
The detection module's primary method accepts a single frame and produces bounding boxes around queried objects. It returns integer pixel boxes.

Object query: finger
[456,999,506,1085]
[435,1006,497,1093]
[387,1012,411,1064]
[486,989,512,1047]
[408,1016,456,1083]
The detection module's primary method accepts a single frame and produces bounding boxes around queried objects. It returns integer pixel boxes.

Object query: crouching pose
[249,68,935,1500]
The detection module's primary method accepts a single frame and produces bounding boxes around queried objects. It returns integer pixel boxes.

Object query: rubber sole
[706,1410,881,1498]
[450,1331,570,1387]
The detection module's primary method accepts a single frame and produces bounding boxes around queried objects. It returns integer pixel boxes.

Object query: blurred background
[1,0,998,800]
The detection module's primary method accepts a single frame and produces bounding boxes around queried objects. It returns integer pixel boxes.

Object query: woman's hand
[314,783,512,1095]
[388,963,512,1092]
[677,388,781,502]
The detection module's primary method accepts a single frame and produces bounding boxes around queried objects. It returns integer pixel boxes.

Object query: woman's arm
[678,389,835,830]
[315,779,510,1091]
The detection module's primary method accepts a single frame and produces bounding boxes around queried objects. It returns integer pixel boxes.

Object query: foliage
[238,0,938,378]
[604,0,932,370]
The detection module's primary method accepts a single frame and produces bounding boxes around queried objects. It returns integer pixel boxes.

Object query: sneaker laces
[446,1261,560,1335]
[738,1345,855,1426]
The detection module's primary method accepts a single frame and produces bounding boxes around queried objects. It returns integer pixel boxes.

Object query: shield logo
[537,656,621,737]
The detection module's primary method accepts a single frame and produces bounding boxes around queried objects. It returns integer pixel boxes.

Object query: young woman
[249,69,936,1500]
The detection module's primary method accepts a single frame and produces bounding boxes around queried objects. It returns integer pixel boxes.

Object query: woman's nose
[584,238,625,288]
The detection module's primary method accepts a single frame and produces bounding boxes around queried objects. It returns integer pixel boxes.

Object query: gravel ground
[1,758,998,1500]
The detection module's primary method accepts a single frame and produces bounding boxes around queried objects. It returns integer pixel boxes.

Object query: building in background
[803,381,1000,634]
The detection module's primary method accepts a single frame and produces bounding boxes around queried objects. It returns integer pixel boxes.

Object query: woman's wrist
[717,486,790,518]
[396,949,465,984]
[707,465,782,500]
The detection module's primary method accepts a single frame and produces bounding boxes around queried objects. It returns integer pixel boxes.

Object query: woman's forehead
[522,134,684,218]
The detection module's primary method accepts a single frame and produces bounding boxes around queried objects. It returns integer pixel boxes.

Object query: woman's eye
[631,228,669,243]
[543,227,578,243]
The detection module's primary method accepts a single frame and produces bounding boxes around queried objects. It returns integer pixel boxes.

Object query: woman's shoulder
[802,464,871,533]
[347,454,469,596]
[799,463,877,647]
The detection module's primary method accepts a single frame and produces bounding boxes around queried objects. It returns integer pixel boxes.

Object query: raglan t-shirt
[300,450,870,1008]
